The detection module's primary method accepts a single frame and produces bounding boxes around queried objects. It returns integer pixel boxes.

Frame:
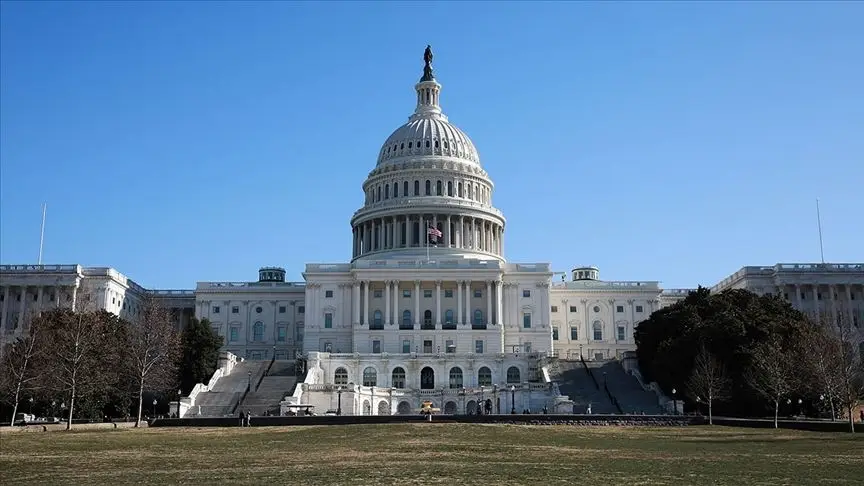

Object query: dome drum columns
[352,213,504,259]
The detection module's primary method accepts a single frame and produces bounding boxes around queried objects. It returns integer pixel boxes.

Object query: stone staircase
[237,360,298,416]
[552,360,618,414]
[591,360,664,414]
[189,360,269,417]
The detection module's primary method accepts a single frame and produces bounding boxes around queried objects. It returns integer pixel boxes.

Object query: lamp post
[152,399,157,416]
[493,384,499,414]
[336,386,343,416]
[247,371,252,392]
[579,344,583,360]
[29,397,34,414]
[510,385,516,414]
[671,388,677,415]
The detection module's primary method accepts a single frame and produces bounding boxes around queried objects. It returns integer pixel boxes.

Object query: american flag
[427,225,442,240]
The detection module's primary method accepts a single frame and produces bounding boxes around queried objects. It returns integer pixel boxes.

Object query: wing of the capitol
[2,49,862,417]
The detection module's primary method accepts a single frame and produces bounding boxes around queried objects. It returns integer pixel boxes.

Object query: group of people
[238,410,252,427]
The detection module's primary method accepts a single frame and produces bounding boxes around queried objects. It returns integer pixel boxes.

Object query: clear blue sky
[1,1,862,290]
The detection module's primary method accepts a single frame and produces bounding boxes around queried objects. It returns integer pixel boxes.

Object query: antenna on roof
[816,198,825,264]
[38,203,47,265]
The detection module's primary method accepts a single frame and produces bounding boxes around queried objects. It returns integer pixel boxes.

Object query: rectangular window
[211,326,220,336]
[298,306,305,314]
[230,327,238,342]
[324,313,333,329]
[444,289,453,298]
[445,339,455,353]
[402,340,411,353]
[635,305,643,313]
[552,327,559,340]
[569,306,577,313]
[277,326,287,342]
[616,305,624,313]
[374,290,383,298]
[523,289,531,298]
[474,289,482,298]
[372,340,381,354]
[523,313,531,328]
[551,306,558,313]
[325,290,333,298]
[475,340,484,354]
[403,290,411,298]
[279,306,286,313]
[570,327,578,340]
[423,340,433,354]
[617,326,626,341]
[212,306,220,314]
[424,290,433,298]
[232,306,239,314]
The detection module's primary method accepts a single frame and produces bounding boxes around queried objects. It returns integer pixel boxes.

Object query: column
[829,284,837,326]
[18,286,28,331]
[393,280,400,326]
[35,287,44,321]
[457,281,463,326]
[384,280,391,326]
[353,281,360,325]
[1,286,9,331]
[486,281,492,326]
[813,284,820,320]
[363,281,370,326]
[496,280,503,326]
[582,299,589,342]
[414,280,421,326]
[470,218,476,249]
[445,215,451,247]
[846,285,854,328]
[794,284,802,310]
[435,280,442,327]
[465,280,472,325]
[54,286,61,308]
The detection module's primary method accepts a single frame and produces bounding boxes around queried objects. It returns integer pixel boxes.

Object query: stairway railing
[603,381,624,414]
[580,355,600,390]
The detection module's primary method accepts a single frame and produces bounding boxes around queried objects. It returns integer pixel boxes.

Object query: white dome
[376,115,480,166]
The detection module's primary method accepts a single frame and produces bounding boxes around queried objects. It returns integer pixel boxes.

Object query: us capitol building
[2,48,862,416]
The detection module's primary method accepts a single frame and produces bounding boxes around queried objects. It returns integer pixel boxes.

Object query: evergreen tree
[178,318,223,393]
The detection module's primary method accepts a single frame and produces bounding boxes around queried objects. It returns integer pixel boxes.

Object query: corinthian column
[486,281,492,326]
[384,280,391,326]
[435,280,442,327]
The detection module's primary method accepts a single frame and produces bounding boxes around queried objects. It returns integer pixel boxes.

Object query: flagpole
[38,203,47,265]
[816,198,825,264]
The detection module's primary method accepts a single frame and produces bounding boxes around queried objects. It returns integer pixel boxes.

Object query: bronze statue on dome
[421,45,435,82]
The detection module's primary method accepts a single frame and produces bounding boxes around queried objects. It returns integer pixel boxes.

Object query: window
[449,367,463,389]
[506,366,521,384]
[473,309,484,327]
[524,342,532,353]
[414,180,420,195]
[334,367,348,385]
[570,327,578,340]
[424,290,433,298]
[444,309,454,327]
[422,310,433,329]
[593,306,600,313]
[636,305,643,313]
[372,340,381,353]
[298,306,305,314]
[296,322,304,343]
[230,327,239,342]
[445,339,455,353]
[374,290,383,298]
[421,367,435,389]
[402,340,411,353]
[403,181,408,196]
[569,306,577,313]
[617,326,625,341]
[523,313,531,328]
[384,184,389,199]
[403,290,411,298]
[372,310,383,330]
[392,367,406,388]
[363,367,377,387]
[444,289,453,298]
[436,180,442,195]
[401,310,413,329]
[324,313,333,328]
[425,180,431,195]
[474,289,482,298]
[447,181,453,196]
[256,306,262,313]
[475,340,484,354]
[458,182,463,197]
[593,321,602,341]
[278,306,286,314]
[553,327,559,340]
[277,326,286,342]
[423,340,433,354]
[393,183,398,198]
[523,289,531,298]
[616,305,624,313]
[551,306,558,313]
[232,306,239,314]
[213,306,220,314]
[325,290,333,298]
[478,366,492,386]
[253,322,264,342]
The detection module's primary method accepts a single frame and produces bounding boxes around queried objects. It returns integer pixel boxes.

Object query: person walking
[238,410,245,427]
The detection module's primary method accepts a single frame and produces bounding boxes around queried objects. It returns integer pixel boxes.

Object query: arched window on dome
[458,182,463,198]
[408,142,412,149]
[425,140,430,148]
[403,181,409,197]
[393,183,398,198]
[377,185,381,202]
[447,181,453,197]
[468,185,473,200]
[384,184,389,199]
[414,180,420,196]
[425,180,431,196]
[436,181,442,196]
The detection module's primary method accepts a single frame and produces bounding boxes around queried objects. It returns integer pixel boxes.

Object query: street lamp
[152,399,157,416]
[336,386,344,416]
[510,385,516,414]
[671,388,677,415]
[247,371,252,391]
[29,397,34,414]
[493,384,499,414]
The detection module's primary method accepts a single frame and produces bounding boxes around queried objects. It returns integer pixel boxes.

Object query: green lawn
[1,424,861,485]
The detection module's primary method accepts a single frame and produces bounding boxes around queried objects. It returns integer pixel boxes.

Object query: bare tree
[0,315,43,425]
[799,318,843,420]
[687,344,730,425]
[127,295,181,427]
[747,336,796,429]
[832,315,864,433]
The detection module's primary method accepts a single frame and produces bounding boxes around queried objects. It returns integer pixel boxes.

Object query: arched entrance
[420,366,435,389]
[466,400,477,415]
[444,401,457,415]
[397,401,412,415]
[377,400,390,416]
[362,400,371,415]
